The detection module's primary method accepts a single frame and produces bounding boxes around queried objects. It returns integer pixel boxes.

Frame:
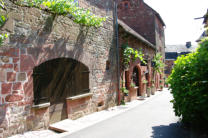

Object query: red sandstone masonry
[0,0,116,137]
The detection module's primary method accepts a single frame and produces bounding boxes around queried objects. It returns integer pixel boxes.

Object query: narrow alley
[61,89,192,138]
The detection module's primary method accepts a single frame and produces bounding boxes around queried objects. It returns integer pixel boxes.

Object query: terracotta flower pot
[151,86,156,95]
[147,88,151,97]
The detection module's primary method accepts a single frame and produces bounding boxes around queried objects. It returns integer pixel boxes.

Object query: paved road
[62,90,198,138]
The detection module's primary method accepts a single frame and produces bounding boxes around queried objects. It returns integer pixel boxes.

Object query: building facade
[0,0,165,137]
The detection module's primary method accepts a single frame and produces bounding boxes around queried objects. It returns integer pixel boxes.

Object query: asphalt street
[63,90,198,138]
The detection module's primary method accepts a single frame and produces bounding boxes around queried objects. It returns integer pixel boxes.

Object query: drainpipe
[114,1,121,105]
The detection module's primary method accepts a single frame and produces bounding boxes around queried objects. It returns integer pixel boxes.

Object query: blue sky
[144,0,208,45]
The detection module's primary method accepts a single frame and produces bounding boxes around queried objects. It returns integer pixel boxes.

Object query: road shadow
[150,122,206,138]
[151,122,191,138]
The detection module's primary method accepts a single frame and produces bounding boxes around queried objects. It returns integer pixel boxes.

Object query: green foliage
[0,15,6,26]
[130,83,136,87]
[121,87,129,94]
[19,0,106,27]
[0,33,8,46]
[153,53,165,74]
[122,43,146,69]
[0,0,8,46]
[168,37,208,126]
[142,79,148,84]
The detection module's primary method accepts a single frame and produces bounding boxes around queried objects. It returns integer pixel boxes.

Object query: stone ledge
[32,103,50,109]
[66,93,93,101]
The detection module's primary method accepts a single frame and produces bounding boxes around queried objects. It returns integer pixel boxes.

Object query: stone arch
[33,57,90,124]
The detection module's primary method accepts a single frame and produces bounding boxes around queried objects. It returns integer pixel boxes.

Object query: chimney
[186,41,191,48]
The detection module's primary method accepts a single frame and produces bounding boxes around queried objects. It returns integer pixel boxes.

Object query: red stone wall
[117,0,156,45]
[0,0,116,137]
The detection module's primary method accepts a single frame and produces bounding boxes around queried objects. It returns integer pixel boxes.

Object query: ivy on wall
[16,0,106,27]
[0,0,8,46]
[122,43,146,70]
[152,53,165,74]
[0,0,107,46]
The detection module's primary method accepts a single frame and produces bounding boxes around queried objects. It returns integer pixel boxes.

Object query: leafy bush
[168,37,208,126]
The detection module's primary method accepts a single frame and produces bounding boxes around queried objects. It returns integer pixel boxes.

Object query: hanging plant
[122,43,146,70]
[15,0,106,27]
[152,53,165,74]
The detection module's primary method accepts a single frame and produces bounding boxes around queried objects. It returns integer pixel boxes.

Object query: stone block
[13,58,19,63]
[1,83,12,95]
[1,57,10,63]
[20,55,35,71]
[14,64,19,72]
[0,64,13,69]
[5,94,23,102]
[7,72,16,82]
[0,48,19,57]
[0,69,6,82]
[2,18,14,32]
[13,82,22,90]
[17,72,27,81]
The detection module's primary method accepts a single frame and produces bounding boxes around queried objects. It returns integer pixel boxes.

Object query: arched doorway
[33,58,89,124]
[132,66,140,96]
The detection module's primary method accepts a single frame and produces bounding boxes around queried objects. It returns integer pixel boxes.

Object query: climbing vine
[0,0,106,46]
[0,0,8,46]
[16,0,106,27]
[152,53,165,74]
[122,43,146,69]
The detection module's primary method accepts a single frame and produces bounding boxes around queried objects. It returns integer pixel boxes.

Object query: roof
[165,44,198,53]
[144,3,166,27]
[118,19,156,50]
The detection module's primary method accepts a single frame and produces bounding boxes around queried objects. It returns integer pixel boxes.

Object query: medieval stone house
[0,0,165,137]
[117,0,166,90]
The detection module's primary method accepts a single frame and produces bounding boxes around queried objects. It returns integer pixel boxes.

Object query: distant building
[165,42,197,77]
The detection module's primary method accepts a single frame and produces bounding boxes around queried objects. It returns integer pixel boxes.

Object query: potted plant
[129,83,138,101]
[147,87,151,97]
[121,87,129,96]
[160,85,163,91]
[142,79,148,84]
[151,84,155,95]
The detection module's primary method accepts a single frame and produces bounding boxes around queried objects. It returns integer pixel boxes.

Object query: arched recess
[33,58,89,124]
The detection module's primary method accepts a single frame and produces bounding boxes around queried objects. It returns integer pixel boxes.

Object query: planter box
[151,87,156,95]
[147,88,151,97]
[129,87,138,101]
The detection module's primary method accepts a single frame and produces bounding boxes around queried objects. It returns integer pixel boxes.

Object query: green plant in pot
[160,85,163,90]
[147,87,151,97]
[142,79,148,84]
[130,83,136,88]
[121,87,129,96]
[151,84,155,95]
